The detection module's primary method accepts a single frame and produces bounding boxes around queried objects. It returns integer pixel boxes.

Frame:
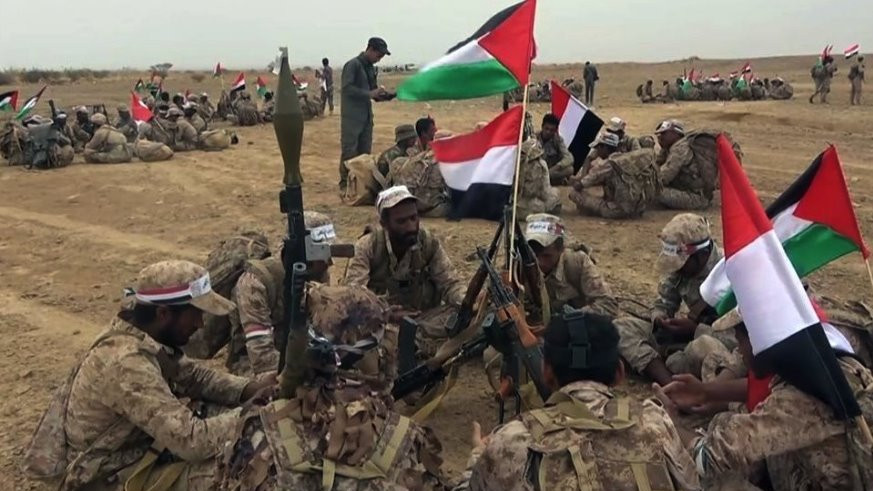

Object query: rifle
[477,247,551,422]
[48,100,58,120]
[273,47,310,399]
[392,333,489,400]
[512,220,550,325]
[445,216,505,338]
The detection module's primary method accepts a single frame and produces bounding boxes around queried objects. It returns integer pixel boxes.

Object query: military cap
[307,284,389,345]
[74,105,88,114]
[605,117,626,133]
[589,132,620,148]
[376,185,418,215]
[127,260,235,316]
[89,113,107,125]
[394,124,416,143]
[367,37,391,55]
[166,107,184,118]
[655,119,685,136]
[186,93,198,102]
[525,213,566,248]
[55,112,68,120]
[117,105,129,113]
[657,213,712,273]
[303,210,336,244]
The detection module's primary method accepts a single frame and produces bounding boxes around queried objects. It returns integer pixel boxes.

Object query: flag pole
[507,83,530,282]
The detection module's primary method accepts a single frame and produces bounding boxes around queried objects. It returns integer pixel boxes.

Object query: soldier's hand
[660,317,697,337]
[651,383,679,419]
[660,374,707,411]
[471,422,490,450]
[388,305,421,324]
[241,372,278,404]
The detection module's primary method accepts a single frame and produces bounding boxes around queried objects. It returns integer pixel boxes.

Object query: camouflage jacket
[652,245,724,323]
[171,119,199,151]
[112,117,139,143]
[539,250,618,318]
[537,132,574,183]
[392,149,448,214]
[580,148,660,215]
[517,138,560,218]
[84,126,127,154]
[187,114,208,133]
[344,228,464,311]
[57,318,248,488]
[377,144,410,182]
[460,381,700,490]
[693,357,873,489]
[658,131,742,199]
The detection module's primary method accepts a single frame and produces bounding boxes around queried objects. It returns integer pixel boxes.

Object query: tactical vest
[606,149,660,216]
[24,123,64,169]
[520,391,676,491]
[368,229,441,311]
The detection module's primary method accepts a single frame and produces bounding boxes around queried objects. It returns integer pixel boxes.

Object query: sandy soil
[2,55,872,488]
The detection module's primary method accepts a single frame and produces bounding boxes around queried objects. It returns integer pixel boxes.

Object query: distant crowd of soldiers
[638,75,795,103]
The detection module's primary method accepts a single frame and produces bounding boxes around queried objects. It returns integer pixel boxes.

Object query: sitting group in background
[638,75,795,103]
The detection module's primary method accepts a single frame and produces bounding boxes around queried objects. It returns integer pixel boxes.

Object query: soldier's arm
[84,131,103,151]
[652,275,682,320]
[235,273,279,375]
[342,234,375,287]
[641,400,702,490]
[465,421,532,491]
[104,352,244,461]
[659,143,693,186]
[341,60,370,101]
[574,252,619,317]
[691,381,845,479]
[553,136,575,179]
[430,238,465,307]
[579,161,612,188]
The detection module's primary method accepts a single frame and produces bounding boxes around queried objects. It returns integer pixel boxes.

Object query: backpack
[608,149,660,216]
[24,123,63,170]
[182,232,270,359]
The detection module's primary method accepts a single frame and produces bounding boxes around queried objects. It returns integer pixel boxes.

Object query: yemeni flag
[821,44,834,61]
[432,105,522,220]
[255,76,268,98]
[130,91,153,122]
[702,145,869,315]
[0,90,19,112]
[213,62,222,78]
[397,0,536,101]
[740,61,752,74]
[230,72,246,94]
[550,81,603,172]
[15,86,47,121]
[714,134,860,420]
[134,79,146,94]
[845,43,861,59]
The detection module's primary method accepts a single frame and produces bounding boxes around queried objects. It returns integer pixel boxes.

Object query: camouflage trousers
[851,79,863,105]
[658,187,712,210]
[414,304,457,358]
[83,145,133,164]
[134,141,173,162]
[613,315,738,379]
[569,189,642,219]
[516,193,562,220]
[56,146,74,167]
[199,129,231,151]
[548,165,573,186]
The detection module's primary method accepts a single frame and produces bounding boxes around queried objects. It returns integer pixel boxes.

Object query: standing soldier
[583,61,599,106]
[537,113,574,185]
[849,55,865,105]
[113,106,139,143]
[319,57,334,115]
[809,55,837,104]
[83,113,133,164]
[339,37,394,191]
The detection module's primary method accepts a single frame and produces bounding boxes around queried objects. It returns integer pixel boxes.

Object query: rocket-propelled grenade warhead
[273,46,304,186]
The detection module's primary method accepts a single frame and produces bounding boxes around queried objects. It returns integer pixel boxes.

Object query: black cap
[367,37,391,56]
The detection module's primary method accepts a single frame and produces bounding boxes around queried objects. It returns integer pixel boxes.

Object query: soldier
[576,129,619,179]
[659,80,675,102]
[197,93,215,120]
[183,103,208,133]
[0,120,29,165]
[83,113,133,164]
[809,55,837,104]
[231,92,261,126]
[639,79,656,102]
[516,136,561,219]
[344,186,464,356]
[320,57,334,115]
[23,260,274,491]
[133,139,174,162]
[655,119,742,210]
[171,93,185,110]
[582,60,599,106]
[569,143,660,219]
[769,77,795,100]
[48,113,75,167]
[137,113,173,148]
[339,36,394,190]
[701,79,717,101]
[113,106,138,143]
[392,120,450,218]
[215,285,448,490]
[378,123,418,185]
[225,211,341,376]
[260,91,275,123]
[656,310,873,490]
[614,213,736,386]
[608,116,655,152]
[458,309,700,491]
[70,106,94,151]
[165,107,199,152]
[537,113,574,186]
[299,92,323,121]
[716,79,733,101]
[750,79,766,100]
[849,55,865,105]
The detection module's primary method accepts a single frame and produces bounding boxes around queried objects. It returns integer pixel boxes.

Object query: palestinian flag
[713,134,860,420]
[256,76,268,98]
[134,79,146,94]
[0,90,18,112]
[15,86,47,120]
[845,43,861,59]
[433,105,522,220]
[230,72,246,94]
[397,0,536,101]
[702,145,869,314]
[213,62,222,78]
[130,91,153,122]
[550,81,603,172]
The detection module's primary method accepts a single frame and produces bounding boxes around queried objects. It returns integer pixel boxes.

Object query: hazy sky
[2,0,871,70]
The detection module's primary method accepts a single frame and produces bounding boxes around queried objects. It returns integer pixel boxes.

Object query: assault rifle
[391,334,489,400]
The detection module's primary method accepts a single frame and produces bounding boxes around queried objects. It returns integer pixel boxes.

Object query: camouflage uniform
[133,139,173,162]
[344,226,464,355]
[516,138,561,219]
[231,97,261,126]
[113,108,139,143]
[458,381,700,490]
[187,113,208,134]
[392,149,449,218]
[537,131,574,185]
[83,114,133,164]
[197,97,215,121]
[693,357,873,490]
[70,110,94,152]
[260,99,275,122]
[166,109,199,152]
[0,122,29,165]
[810,62,837,103]
[138,118,173,146]
[377,145,411,185]
[657,129,742,210]
[850,59,865,105]
[24,261,248,491]
[570,148,660,219]
[769,80,794,100]
[615,214,737,376]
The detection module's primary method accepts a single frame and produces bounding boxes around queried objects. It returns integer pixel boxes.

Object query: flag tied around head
[432,105,523,220]
[550,81,603,170]
[713,134,860,420]
[397,0,536,101]
[15,86,47,120]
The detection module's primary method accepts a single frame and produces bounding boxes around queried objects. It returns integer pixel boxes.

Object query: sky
[2,0,872,70]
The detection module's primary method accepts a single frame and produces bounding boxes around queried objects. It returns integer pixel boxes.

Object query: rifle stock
[392,333,488,400]
[446,218,505,337]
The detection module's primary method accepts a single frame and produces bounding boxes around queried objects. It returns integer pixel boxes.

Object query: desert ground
[1,55,872,489]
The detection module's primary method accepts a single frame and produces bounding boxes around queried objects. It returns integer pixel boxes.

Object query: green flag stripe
[715,223,860,314]
[397,58,518,101]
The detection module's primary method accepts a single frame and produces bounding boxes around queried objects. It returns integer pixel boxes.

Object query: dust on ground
[2,56,873,488]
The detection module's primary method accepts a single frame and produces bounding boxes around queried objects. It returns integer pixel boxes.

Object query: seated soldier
[183,103,207,133]
[458,310,700,490]
[165,107,199,152]
[516,134,561,219]
[378,123,418,187]
[83,113,133,164]
[113,106,139,143]
[70,106,94,152]
[344,186,464,356]
[23,260,274,490]
[392,118,450,218]
[537,113,574,186]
